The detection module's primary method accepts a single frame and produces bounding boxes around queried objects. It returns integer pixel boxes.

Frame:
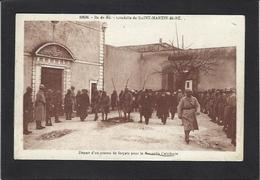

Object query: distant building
[104,41,236,94]
[24,21,106,100]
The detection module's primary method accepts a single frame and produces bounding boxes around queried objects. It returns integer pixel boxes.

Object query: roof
[117,42,180,53]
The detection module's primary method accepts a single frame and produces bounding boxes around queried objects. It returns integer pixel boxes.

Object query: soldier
[23,86,33,134]
[111,90,118,111]
[79,89,90,121]
[139,89,153,125]
[169,91,178,120]
[52,90,62,123]
[156,90,170,125]
[223,89,232,133]
[122,88,133,121]
[64,89,73,120]
[217,90,226,125]
[100,91,110,121]
[34,84,46,130]
[178,89,200,144]
[45,89,54,126]
[228,89,236,146]
[92,89,100,121]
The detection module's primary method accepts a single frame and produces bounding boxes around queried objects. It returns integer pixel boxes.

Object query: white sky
[103,15,244,49]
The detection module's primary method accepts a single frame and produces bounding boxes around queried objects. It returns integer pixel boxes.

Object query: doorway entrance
[41,67,63,92]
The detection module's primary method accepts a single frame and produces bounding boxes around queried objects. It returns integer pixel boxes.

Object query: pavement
[24,111,235,151]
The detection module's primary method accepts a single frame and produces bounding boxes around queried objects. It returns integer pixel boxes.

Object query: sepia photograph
[14,14,244,161]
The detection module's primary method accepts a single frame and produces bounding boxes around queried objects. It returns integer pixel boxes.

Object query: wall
[104,46,236,93]
[104,45,142,95]
[24,21,103,94]
[197,47,236,90]
[23,55,33,92]
[24,21,101,63]
[70,63,100,92]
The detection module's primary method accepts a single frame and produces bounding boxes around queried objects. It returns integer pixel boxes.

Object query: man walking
[156,90,170,125]
[178,89,200,144]
[139,89,153,125]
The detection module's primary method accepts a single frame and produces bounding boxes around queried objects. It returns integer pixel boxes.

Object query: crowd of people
[23,84,236,146]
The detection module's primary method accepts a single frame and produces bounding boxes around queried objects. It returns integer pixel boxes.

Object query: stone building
[104,42,236,94]
[24,21,106,100]
[24,21,236,98]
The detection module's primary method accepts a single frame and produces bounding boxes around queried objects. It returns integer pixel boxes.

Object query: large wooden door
[41,67,63,92]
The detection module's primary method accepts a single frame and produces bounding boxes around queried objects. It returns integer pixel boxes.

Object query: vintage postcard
[14,14,244,161]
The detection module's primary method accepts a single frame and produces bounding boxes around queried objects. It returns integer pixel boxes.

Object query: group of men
[23,84,236,146]
[196,89,237,146]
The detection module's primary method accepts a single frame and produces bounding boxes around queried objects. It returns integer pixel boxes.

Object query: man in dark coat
[79,89,90,121]
[139,89,153,125]
[52,90,62,123]
[64,89,73,120]
[23,86,33,134]
[111,90,118,111]
[100,91,110,121]
[92,89,100,121]
[156,90,170,125]
[122,88,133,121]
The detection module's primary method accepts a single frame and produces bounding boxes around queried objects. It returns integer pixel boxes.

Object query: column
[97,23,106,90]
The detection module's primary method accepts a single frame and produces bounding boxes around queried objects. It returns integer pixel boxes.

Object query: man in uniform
[178,89,200,144]
[122,88,133,121]
[227,89,236,146]
[35,84,46,130]
[23,86,33,134]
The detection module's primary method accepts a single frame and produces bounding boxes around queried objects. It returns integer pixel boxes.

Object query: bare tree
[152,43,221,90]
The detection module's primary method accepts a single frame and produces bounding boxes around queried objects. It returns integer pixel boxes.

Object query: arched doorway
[32,42,75,98]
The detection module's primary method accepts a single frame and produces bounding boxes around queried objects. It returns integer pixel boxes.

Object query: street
[24,111,235,151]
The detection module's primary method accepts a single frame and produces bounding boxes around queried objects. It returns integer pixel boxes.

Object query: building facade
[104,43,236,94]
[24,21,106,99]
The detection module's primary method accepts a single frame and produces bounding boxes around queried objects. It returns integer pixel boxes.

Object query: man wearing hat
[122,88,133,121]
[156,89,170,125]
[79,89,90,121]
[34,84,46,129]
[139,89,153,125]
[177,89,200,144]
[23,86,33,134]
